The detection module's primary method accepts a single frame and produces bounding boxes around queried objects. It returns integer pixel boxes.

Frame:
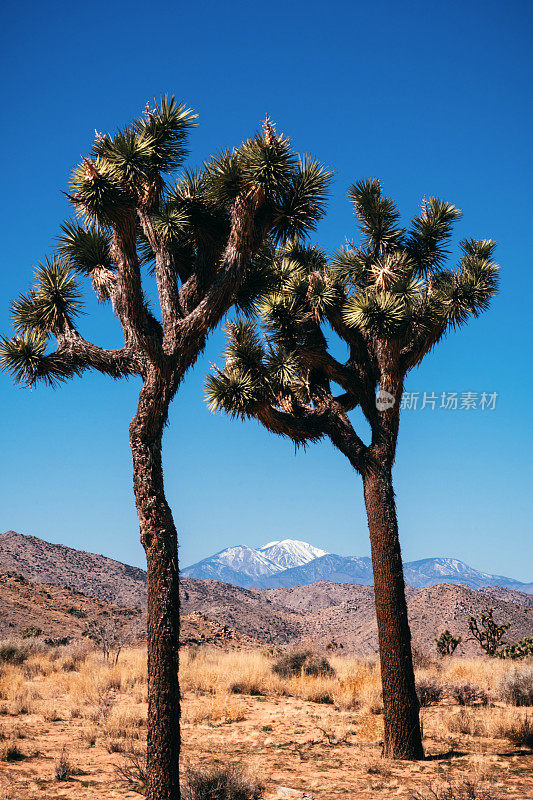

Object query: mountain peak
[258,539,329,570]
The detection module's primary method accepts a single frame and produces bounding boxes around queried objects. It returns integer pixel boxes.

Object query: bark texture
[130,376,181,800]
[363,465,423,760]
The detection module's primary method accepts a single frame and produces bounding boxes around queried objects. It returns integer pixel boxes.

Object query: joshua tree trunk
[363,463,423,760]
[130,375,181,800]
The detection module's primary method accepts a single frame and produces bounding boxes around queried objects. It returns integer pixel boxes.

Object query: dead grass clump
[499,666,533,706]
[416,678,443,707]
[272,650,334,678]
[447,709,485,737]
[183,765,263,800]
[104,705,146,739]
[229,681,264,696]
[450,683,488,707]
[183,692,246,724]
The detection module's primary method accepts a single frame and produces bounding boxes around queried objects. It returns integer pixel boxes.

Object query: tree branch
[137,209,184,350]
[55,328,141,378]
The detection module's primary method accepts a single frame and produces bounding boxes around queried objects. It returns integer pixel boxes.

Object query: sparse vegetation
[412,781,504,799]
[0,643,531,797]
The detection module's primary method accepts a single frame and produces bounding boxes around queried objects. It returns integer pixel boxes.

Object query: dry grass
[0,644,531,799]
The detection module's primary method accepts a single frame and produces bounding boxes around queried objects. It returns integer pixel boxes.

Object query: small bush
[115,748,146,793]
[499,667,533,707]
[497,715,533,748]
[450,683,488,707]
[416,678,443,707]
[0,641,31,665]
[412,649,438,671]
[184,765,263,800]
[55,747,72,781]
[0,742,26,762]
[272,650,334,678]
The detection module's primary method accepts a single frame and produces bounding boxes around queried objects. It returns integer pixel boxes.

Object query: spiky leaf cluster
[0,330,75,388]
[11,257,83,336]
[208,179,499,430]
[334,180,498,344]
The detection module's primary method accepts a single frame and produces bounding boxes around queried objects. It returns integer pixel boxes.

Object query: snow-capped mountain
[258,539,329,570]
[180,545,284,588]
[182,539,533,593]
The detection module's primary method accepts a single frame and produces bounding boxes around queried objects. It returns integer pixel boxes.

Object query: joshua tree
[0,96,330,800]
[435,629,462,656]
[468,608,511,657]
[207,181,499,759]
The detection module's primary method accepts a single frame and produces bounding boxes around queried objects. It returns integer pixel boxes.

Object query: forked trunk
[130,383,180,800]
[363,465,424,760]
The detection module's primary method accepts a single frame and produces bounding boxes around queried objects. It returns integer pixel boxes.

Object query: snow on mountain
[182,541,533,593]
[258,539,329,570]
[180,545,284,587]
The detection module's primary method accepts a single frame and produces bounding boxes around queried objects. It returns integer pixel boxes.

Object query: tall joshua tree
[207,180,499,759]
[0,96,330,800]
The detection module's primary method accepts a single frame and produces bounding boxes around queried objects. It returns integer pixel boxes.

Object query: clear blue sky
[1,1,532,581]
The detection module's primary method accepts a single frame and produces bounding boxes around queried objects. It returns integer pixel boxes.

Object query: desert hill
[1,531,531,655]
[0,530,147,607]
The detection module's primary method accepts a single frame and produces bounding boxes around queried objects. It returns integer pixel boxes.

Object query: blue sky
[1,0,532,581]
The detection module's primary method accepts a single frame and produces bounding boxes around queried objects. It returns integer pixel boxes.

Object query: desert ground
[0,643,532,800]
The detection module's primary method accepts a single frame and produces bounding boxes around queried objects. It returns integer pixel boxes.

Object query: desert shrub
[495,715,533,748]
[411,781,504,799]
[55,747,72,781]
[115,748,146,793]
[450,683,488,707]
[184,765,263,800]
[416,678,443,707]
[0,742,26,762]
[0,641,31,665]
[499,667,533,706]
[272,650,334,678]
[307,689,334,704]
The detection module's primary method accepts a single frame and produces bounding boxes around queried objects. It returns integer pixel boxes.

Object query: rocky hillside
[0,531,147,607]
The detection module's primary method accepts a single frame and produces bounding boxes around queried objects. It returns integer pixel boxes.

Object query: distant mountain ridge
[182,539,533,593]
